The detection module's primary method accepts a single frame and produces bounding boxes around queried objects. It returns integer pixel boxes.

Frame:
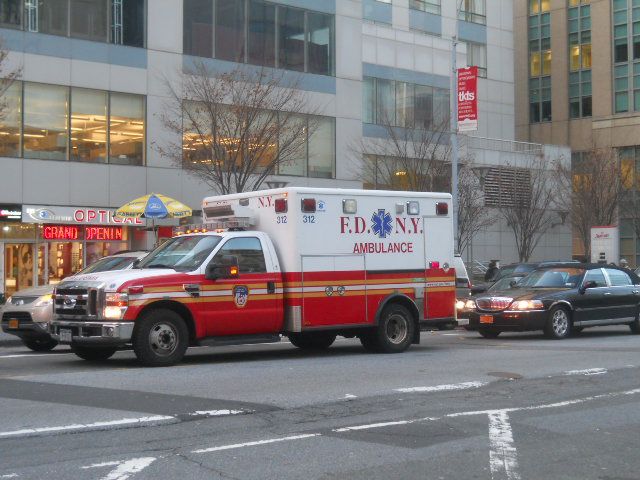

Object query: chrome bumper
[50,320,134,345]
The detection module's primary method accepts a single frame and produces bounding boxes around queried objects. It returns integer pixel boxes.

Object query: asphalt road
[0,327,639,480]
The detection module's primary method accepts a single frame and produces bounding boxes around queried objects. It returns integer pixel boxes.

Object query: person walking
[619,258,631,271]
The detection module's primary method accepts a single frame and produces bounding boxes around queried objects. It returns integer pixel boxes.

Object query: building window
[183,0,213,58]
[466,42,487,77]
[183,0,335,77]
[0,82,146,164]
[307,116,335,178]
[23,82,69,161]
[459,0,486,25]
[613,0,640,113]
[529,5,551,122]
[109,93,145,166]
[0,81,21,157]
[363,76,450,130]
[9,0,144,46]
[409,0,440,15]
[568,1,591,118]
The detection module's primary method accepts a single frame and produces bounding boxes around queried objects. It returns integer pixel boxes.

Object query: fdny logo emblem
[371,209,393,239]
[233,286,249,308]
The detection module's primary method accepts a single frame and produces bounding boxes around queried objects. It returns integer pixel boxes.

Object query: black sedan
[463,264,640,339]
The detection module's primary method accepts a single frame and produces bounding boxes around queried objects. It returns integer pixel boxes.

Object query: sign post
[457,66,478,132]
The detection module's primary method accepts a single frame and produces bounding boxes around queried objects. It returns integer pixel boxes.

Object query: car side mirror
[579,280,597,294]
[205,256,240,281]
[509,280,517,288]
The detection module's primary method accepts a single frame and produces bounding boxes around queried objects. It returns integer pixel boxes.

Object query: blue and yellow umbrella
[115,193,192,220]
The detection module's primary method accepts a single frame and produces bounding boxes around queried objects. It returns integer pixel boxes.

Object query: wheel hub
[149,322,178,356]
[386,315,408,345]
[552,310,569,337]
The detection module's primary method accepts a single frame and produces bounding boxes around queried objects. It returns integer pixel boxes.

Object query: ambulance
[50,188,456,366]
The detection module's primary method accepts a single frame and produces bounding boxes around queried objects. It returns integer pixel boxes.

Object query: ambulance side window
[214,237,267,274]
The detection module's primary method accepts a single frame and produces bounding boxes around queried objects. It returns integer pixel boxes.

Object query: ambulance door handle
[184,284,200,297]
[267,281,276,294]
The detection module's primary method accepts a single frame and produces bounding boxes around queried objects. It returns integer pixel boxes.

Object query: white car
[1,251,148,352]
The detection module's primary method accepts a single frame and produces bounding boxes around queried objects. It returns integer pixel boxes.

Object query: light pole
[450,0,464,251]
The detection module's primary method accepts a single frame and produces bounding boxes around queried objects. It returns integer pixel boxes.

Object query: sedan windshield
[137,235,222,272]
[517,268,585,289]
[80,256,138,274]
[489,275,524,292]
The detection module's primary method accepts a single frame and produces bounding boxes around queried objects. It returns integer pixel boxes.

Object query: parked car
[0,251,148,351]
[463,264,640,339]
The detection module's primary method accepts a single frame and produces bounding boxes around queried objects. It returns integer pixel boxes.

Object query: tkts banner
[457,66,478,132]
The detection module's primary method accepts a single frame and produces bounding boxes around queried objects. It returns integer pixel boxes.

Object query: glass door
[4,243,35,296]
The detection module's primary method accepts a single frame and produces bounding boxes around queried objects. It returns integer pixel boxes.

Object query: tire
[288,332,336,350]
[359,333,380,353]
[478,329,501,339]
[72,345,117,361]
[629,312,640,334]
[23,338,58,352]
[132,309,189,367]
[544,306,571,339]
[366,303,416,354]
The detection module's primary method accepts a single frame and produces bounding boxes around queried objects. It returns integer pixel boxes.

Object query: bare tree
[558,147,625,259]
[495,155,567,262]
[457,163,494,255]
[158,61,319,194]
[0,39,21,118]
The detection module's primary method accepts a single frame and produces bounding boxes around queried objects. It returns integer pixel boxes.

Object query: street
[0,328,639,480]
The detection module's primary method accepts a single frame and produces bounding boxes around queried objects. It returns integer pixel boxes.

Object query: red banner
[457,66,478,132]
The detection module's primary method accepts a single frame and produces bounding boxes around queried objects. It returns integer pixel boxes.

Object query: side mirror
[205,256,240,281]
[509,280,518,288]
[579,280,597,294]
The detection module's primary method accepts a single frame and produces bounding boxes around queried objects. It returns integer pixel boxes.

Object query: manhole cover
[487,371,523,380]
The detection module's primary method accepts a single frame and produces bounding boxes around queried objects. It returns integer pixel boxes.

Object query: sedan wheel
[545,307,571,339]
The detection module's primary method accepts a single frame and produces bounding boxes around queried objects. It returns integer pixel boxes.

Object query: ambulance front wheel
[363,303,415,354]
[288,332,336,350]
[132,309,189,367]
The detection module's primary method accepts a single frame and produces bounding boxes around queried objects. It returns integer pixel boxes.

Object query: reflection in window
[307,12,332,75]
[36,0,69,36]
[0,82,21,157]
[248,0,275,67]
[278,6,305,72]
[116,0,145,47]
[109,93,144,166]
[0,0,21,28]
[414,85,434,130]
[71,88,107,163]
[216,0,245,63]
[308,116,335,179]
[23,82,68,160]
[375,78,395,125]
[70,0,107,42]
[183,0,213,57]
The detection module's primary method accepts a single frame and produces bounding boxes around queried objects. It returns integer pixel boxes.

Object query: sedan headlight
[104,292,128,320]
[511,299,544,310]
[34,294,53,307]
[456,299,466,310]
[464,299,476,310]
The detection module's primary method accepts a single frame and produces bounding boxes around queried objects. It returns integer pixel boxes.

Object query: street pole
[450,0,462,253]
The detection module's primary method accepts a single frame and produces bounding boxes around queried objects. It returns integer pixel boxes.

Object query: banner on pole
[457,66,478,132]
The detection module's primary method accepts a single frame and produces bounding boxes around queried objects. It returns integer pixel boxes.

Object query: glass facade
[529,0,551,122]
[568,0,591,118]
[466,42,487,78]
[8,0,144,47]
[363,76,450,130]
[184,0,334,77]
[612,0,640,113]
[409,0,441,15]
[0,81,146,165]
[619,146,640,267]
[459,0,486,25]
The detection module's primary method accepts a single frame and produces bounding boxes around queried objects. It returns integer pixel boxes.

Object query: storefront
[0,204,147,296]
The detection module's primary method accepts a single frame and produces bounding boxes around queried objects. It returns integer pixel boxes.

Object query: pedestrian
[484,260,500,282]
[619,258,631,271]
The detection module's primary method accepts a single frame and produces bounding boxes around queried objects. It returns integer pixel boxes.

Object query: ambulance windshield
[137,235,222,272]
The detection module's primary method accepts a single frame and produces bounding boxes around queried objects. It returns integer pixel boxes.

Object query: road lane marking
[564,368,607,376]
[488,411,521,480]
[0,416,175,438]
[395,381,486,393]
[333,417,438,433]
[0,474,18,478]
[82,457,156,480]
[188,409,244,417]
[0,353,75,359]
[192,433,321,453]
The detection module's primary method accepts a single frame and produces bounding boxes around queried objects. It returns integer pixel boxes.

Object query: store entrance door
[3,244,35,296]
[46,242,83,285]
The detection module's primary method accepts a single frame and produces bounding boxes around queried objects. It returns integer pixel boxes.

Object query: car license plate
[60,329,72,343]
[480,315,494,324]
[8,319,18,329]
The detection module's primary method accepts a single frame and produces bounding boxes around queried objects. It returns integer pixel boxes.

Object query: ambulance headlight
[104,292,128,320]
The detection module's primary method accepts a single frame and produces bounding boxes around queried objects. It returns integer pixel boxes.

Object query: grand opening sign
[457,66,478,132]
[42,225,124,241]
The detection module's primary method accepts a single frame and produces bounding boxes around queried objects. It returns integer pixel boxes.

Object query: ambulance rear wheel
[371,303,415,353]
[288,332,336,350]
[132,309,189,367]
